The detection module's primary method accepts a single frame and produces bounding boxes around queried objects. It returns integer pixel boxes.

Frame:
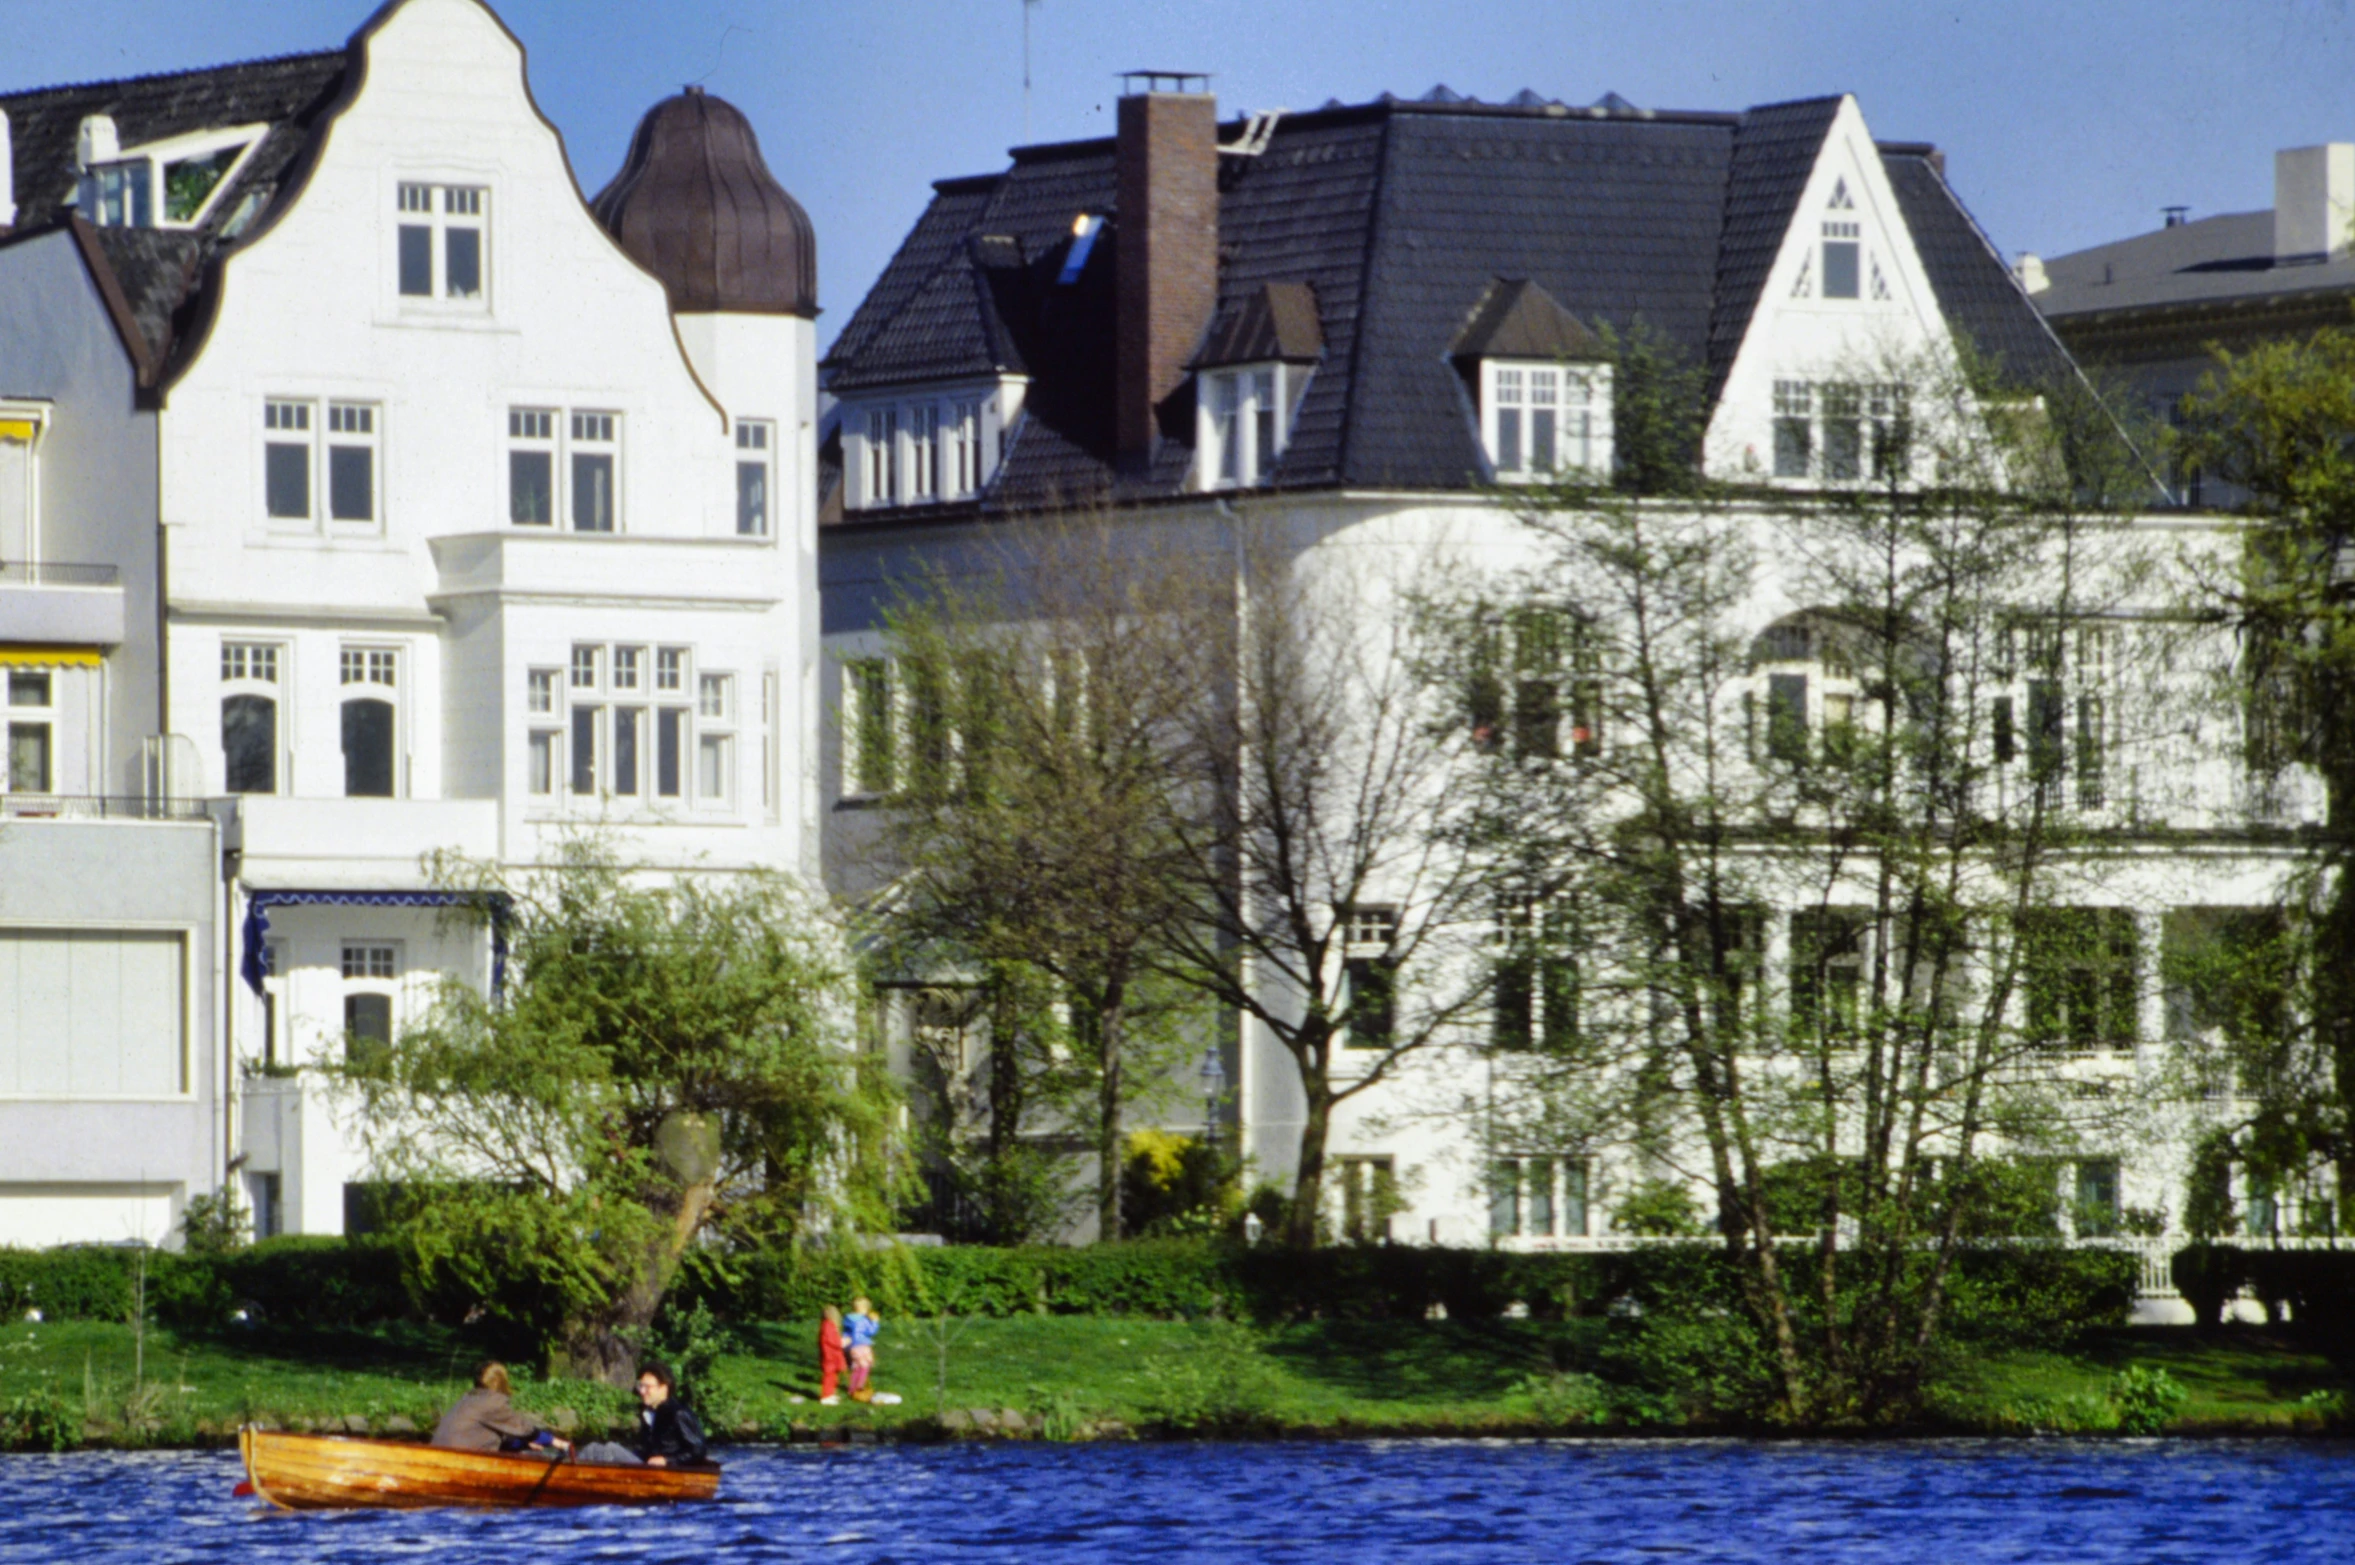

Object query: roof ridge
[0,46,347,105]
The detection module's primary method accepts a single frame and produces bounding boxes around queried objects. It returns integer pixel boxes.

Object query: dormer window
[1482,362,1609,481]
[1192,281,1324,493]
[843,381,1023,509]
[1201,365,1287,489]
[1450,278,1612,485]
[74,122,264,230]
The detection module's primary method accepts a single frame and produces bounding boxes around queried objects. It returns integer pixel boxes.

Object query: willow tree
[347,837,898,1383]
[1430,338,2162,1420]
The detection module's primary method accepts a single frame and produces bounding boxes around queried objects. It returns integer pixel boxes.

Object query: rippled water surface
[3,1439,2351,1563]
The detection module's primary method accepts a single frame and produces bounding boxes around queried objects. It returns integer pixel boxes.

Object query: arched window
[342,697,395,797]
[222,693,277,795]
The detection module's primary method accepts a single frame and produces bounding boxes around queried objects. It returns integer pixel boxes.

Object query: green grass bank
[3,1315,2347,1450]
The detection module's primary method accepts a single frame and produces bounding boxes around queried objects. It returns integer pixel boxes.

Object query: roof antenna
[1022,0,1041,142]
[688,22,748,89]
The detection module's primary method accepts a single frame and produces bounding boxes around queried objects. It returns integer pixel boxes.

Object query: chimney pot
[2274,144,2354,261]
[77,114,119,169]
[1115,87,1220,460]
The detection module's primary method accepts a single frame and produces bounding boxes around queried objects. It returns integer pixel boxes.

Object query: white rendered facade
[0,0,820,1242]
[818,87,2330,1267]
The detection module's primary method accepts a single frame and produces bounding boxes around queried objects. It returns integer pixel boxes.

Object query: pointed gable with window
[1703,95,1983,484]
[1451,277,1612,482]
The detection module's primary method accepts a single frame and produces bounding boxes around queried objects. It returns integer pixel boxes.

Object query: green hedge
[0,1237,408,1329]
[2,1235,2151,1337]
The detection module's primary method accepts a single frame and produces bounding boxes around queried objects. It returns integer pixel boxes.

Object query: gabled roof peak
[1452,278,1607,363]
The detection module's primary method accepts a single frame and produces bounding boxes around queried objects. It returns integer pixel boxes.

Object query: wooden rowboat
[238,1427,721,1510]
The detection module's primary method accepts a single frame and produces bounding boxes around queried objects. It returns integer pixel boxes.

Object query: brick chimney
[1115,77,1219,459]
[2274,143,2354,262]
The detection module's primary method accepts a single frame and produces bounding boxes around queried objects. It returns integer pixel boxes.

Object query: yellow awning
[0,647,103,667]
[0,418,38,443]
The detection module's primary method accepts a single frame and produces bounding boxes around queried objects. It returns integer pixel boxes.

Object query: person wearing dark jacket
[578,1361,708,1466]
[431,1362,570,1455]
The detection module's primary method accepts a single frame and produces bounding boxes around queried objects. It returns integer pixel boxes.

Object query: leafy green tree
[2183,323,2355,1225]
[347,836,900,1383]
[874,520,1210,1241]
[1429,337,2160,1420]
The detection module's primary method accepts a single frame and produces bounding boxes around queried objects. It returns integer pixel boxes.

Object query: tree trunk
[559,1177,715,1387]
[1096,998,1125,1243]
[1284,1082,1332,1250]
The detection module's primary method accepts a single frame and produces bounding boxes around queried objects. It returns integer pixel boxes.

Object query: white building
[817,80,2325,1254]
[0,0,821,1244]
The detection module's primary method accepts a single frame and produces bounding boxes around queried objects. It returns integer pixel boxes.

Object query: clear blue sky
[7,0,2352,353]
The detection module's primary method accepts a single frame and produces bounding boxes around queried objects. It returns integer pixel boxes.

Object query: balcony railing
[0,560,120,587]
[0,792,210,821]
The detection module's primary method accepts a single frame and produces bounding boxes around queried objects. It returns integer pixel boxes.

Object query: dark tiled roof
[84,224,209,367]
[1450,278,1606,362]
[1,50,349,236]
[1704,97,1841,408]
[1199,281,1324,367]
[1882,148,2076,388]
[826,93,2078,520]
[1,47,350,383]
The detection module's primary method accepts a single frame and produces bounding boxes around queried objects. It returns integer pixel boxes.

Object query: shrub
[0,1391,76,1453]
[2110,1365,2188,1434]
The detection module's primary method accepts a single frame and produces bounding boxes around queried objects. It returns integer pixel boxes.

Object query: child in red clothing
[818,1304,847,1405]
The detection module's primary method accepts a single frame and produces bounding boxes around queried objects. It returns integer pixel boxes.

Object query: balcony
[428,530,784,610]
[0,791,209,821]
[0,560,126,646]
[226,795,500,889]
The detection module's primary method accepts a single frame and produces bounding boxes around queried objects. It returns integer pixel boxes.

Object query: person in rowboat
[430,1361,572,1456]
[577,1361,709,1467]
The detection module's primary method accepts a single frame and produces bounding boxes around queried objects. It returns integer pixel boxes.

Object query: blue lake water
[2,1438,2350,1563]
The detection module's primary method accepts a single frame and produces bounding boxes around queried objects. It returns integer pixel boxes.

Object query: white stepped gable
[1706,96,1964,482]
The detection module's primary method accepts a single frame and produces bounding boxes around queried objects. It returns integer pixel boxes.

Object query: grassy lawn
[4,1314,2347,1446]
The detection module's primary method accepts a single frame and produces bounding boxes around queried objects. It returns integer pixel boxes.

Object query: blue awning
[240,888,512,997]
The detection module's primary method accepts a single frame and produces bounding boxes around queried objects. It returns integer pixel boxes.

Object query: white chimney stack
[77,114,119,169]
[2274,143,2355,261]
[0,110,15,227]
[2014,252,2048,295]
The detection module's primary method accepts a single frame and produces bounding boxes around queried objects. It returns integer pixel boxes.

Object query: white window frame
[78,124,268,231]
[735,419,773,536]
[262,398,317,526]
[0,403,48,570]
[1484,361,1610,482]
[5,667,57,796]
[324,401,381,532]
[337,645,403,799]
[525,666,561,798]
[395,180,489,307]
[862,406,898,506]
[1198,364,1286,489]
[221,640,286,797]
[338,940,401,1069]
[569,411,620,533]
[946,398,983,498]
[507,407,557,526]
[697,671,735,807]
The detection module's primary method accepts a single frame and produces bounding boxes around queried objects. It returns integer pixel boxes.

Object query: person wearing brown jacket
[430,1362,571,1455]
